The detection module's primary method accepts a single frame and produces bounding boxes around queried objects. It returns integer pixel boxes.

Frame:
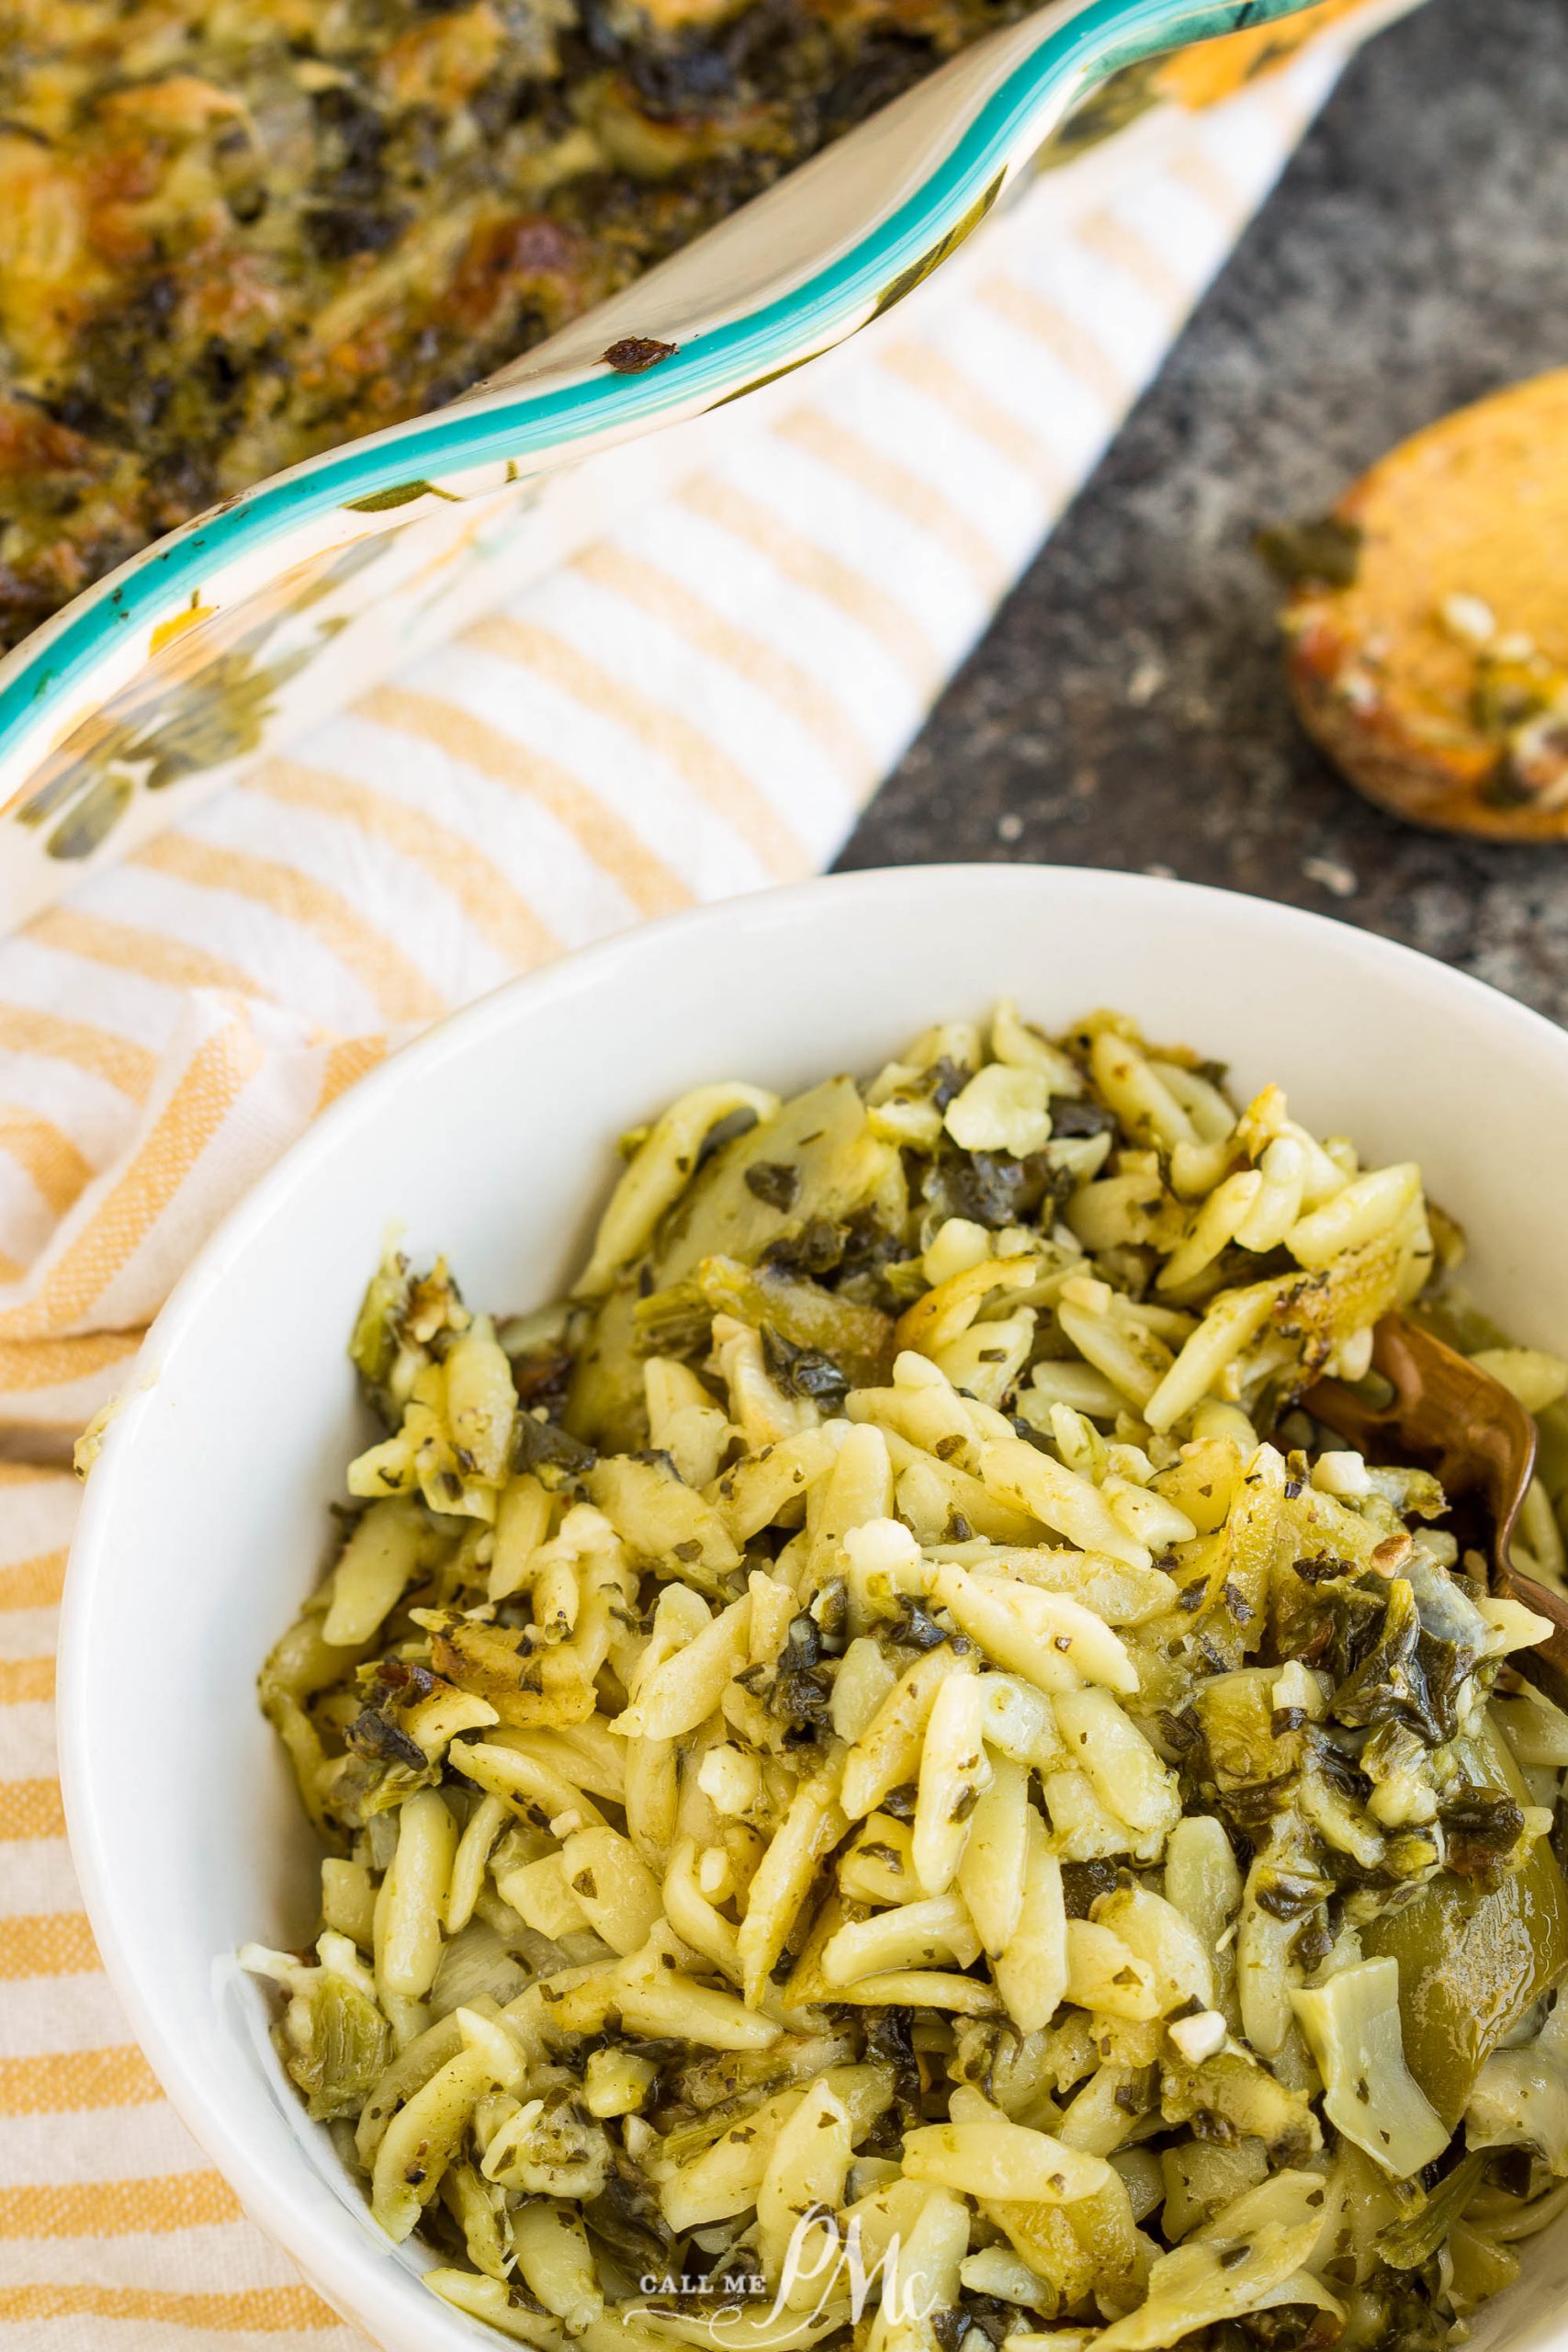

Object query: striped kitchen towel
[0,11,1407,2346]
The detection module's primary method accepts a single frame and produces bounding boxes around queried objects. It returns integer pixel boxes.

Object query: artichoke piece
[577,1083,780,1297]
[1361,1725,1568,2125]
[629,1257,896,1391]
[1191,1668,1295,1794]
[628,1278,712,1363]
[1463,1995,1568,2175]
[1310,2141,1404,2295]
[1493,1685,1568,1770]
[1060,2168,1144,2316]
[427,1922,530,2022]
[693,1256,894,1390]
[1093,2213,1337,2352]
[653,1077,894,1285]
[1289,1957,1448,2177]
[984,2197,1097,2316]
[286,1971,392,2121]
[482,2087,611,2199]
[570,1079,897,1448]
[1159,2044,1321,2165]
[1158,2138,1269,2242]
[660,2031,856,2133]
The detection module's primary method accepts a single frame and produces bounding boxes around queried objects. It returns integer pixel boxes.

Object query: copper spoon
[1302,1314,1568,1709]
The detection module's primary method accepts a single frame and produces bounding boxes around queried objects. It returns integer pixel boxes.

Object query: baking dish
[0,0,1371,932]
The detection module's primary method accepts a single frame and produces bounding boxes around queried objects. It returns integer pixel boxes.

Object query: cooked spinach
[759,1323,851,1408]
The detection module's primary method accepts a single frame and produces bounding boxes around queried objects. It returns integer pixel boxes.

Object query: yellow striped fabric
[0,29,1388,2346]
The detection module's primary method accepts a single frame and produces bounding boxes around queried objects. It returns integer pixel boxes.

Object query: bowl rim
[0,0,1322,795]
[60,859,1568,2344]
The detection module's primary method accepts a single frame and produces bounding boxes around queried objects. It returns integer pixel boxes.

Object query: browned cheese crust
[0,0,1039,654]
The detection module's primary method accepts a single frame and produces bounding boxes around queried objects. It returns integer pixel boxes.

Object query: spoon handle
[1303,1315,1568,1711]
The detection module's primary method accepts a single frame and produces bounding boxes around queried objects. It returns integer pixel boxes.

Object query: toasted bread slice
[1274,369,1568,839]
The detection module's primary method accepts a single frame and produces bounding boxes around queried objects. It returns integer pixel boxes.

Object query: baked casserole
[0,0,1043,655]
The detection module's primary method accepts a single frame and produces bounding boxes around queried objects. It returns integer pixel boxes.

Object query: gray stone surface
[837,0,1568,1019]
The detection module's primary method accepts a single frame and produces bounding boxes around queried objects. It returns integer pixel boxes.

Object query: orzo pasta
[245,1001,1568,2351]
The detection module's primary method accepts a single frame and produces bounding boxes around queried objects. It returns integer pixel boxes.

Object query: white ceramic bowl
[59,864,1568,2352]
